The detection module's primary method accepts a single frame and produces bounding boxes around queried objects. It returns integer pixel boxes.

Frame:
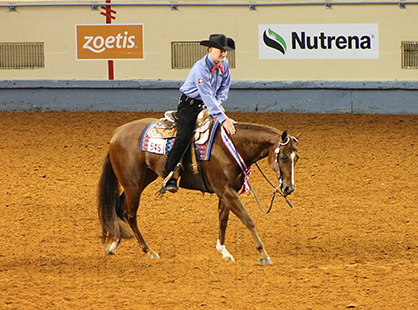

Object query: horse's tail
[98,153,134,243]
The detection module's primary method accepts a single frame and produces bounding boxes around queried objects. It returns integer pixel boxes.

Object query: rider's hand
[222,118,237,135]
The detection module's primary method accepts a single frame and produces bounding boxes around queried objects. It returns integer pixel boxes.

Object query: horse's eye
[279,155,287,162]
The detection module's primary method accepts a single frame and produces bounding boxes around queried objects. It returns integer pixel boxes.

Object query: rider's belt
[180,93,205,108]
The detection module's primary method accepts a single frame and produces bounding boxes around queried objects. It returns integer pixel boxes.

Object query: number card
[147,138,166,155]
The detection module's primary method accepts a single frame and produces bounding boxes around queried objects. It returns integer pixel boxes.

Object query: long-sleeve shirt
[179,54,231,124]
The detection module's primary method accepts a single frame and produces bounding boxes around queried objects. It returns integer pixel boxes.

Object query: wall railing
[1,1,417,11]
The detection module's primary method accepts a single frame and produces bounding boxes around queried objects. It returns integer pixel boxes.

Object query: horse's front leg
[216,200,235,262]
[221,187,273,266]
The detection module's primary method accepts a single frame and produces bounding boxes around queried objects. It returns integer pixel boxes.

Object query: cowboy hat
[200,34,235,51]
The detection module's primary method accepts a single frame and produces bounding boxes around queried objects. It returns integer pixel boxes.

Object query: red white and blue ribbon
[220,126,252,194]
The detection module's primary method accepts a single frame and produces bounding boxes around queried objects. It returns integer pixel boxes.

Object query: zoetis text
[83,31,136,54]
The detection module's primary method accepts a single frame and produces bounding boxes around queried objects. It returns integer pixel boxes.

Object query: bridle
[247,138,295,214]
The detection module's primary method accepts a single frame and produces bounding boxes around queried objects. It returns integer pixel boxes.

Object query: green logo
[263,28,287,55]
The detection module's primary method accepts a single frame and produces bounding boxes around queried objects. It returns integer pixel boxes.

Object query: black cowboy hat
[200,34,235,51]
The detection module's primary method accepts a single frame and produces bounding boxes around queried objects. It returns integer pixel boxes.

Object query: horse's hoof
[105,246,115,255]
[148,253,160,259]
[260,257,273,266]
[222,255,235,262]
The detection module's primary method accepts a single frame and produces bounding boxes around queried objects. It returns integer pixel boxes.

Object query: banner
[259,24,379,59]
[76,24,144,60]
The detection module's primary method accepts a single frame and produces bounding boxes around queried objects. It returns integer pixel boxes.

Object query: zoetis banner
[76,24,144,60]
[259,24,379,59]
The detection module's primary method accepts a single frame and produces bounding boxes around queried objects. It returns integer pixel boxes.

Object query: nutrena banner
[76,24,144,60]
[259,24,379,59]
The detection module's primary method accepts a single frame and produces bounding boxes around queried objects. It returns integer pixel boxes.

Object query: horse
[98,117,299,266]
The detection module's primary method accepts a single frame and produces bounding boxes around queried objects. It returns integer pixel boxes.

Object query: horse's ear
[281,130,288,142]
[294,131,302,142]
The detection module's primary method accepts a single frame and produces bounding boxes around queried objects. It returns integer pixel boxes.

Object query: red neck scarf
[211,63,225,73]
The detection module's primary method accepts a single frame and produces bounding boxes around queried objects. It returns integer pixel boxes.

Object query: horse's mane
[235,122,281,135]
[234,122,298,154]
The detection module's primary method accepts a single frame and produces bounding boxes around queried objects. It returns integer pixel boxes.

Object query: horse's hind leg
[216,200,235,262]
[104,192,127,255]
[124,192,160,258]
[105,238,121,255]
[124,172,160,259]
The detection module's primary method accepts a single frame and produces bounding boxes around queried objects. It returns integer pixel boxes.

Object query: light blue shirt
[179,54,231,123]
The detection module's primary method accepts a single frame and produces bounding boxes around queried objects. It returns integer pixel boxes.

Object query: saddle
[146,108,212,144]
[142,109,217,174]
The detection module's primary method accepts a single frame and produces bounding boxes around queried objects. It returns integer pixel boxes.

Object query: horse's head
[269,130,299,196]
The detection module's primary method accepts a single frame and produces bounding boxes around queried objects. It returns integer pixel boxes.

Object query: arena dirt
[1,111,417,309]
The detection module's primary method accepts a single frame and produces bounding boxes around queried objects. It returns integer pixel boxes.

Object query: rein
[248,162,293,214]
[220,126,293,214]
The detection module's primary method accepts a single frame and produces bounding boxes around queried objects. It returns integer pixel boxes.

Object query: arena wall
[1,1,417,113]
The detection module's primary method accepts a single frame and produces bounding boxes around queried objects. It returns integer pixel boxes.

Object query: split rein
[220,126,293,214]
[247,162,294,214]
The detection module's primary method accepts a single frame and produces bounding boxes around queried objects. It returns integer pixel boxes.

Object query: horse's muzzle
[282,184,295,196]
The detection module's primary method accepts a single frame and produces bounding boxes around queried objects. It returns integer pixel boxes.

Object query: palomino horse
[98,118,299,266]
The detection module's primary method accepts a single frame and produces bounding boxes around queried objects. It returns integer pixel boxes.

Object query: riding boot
[162,164,181,193]
[165,178,178,193]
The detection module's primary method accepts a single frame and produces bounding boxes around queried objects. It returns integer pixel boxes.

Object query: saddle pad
[140,119,219,161]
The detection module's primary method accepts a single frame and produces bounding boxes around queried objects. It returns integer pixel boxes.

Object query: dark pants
[163,94,204,178]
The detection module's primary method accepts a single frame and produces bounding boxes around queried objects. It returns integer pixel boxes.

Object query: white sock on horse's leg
[105,239,120,255]
[216,239,235,262]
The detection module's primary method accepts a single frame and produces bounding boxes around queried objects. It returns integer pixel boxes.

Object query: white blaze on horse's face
[273,134,299,196]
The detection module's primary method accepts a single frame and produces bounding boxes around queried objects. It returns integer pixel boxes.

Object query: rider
[162,33,237,193]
